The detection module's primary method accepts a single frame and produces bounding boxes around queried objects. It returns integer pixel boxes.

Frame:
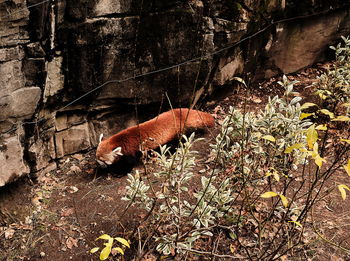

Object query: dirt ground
[1,64,350,261]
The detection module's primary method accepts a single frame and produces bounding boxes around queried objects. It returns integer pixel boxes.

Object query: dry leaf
[4,228,15,239]
[66,186,79,193]
[61,208,74,217]
[66,237,78,249]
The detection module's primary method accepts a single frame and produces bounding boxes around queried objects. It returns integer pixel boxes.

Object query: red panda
[96,108,214,167]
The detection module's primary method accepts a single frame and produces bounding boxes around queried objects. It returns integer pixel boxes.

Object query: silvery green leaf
[290,96,302,105]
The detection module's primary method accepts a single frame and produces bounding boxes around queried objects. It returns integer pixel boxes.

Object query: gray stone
[0,0,30,47]
[55,113,86,132]
[215,52,244,85]
[28,128,56,171]
[0,46,25,62]
[267,10,350,74]
[93,0,132,17]
[44,56,65,102]
[55,123,91,158]
[0,60,26,96]
[0,87,42,121]
[0,135,29,187]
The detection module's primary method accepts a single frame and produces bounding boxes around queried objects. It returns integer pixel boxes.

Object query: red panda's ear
[99,133,104,143]
[113,147,123,156]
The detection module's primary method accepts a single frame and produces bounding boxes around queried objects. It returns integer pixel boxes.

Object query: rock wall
[1,0,350,186]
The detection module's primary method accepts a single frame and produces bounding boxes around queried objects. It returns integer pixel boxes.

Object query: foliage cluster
[91,37,350,260]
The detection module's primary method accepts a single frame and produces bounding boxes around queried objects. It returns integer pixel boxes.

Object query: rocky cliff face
[1,0,350,186]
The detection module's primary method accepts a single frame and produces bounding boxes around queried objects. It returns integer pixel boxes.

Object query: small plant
[211,75,311,176]
[315,36,350,112]
[90,234,130,260]
[122,133,236,256]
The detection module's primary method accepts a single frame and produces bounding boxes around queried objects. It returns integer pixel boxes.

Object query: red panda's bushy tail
[174,108,215,130]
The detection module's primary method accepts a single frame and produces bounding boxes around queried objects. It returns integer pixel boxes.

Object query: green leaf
[100,246,112,260]
[318,109,334,119]
[97,234,112,241]
[90,247,100,254]
[114,237,130,248]
[300,102,318,110]
[332,116,350,121]
[338,184,350,200]
[112,247,125,255]
[306,125,318,149]
[279,194,288,207]
[344,159,350,176]
[262,135,276,142]
[228,231,237,240]
[261,191,278,198]
[284,143,304,153]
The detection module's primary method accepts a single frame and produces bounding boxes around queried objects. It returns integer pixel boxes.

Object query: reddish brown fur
[96,108,214,165]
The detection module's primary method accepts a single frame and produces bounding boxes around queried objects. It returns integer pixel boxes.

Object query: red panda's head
[96,134,123,168]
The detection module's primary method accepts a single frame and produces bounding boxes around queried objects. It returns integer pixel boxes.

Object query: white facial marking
[99,133,104,143]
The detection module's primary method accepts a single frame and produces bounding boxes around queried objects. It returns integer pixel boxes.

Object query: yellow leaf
[315,124,327,130]
[315,90,331,100]
[332,116,350,122]
[319,109,334,119]
[300,113,314,120]
[261,191,278,198]
[342,103,350,107]
[306,125,318,149]
[344,159,350,176]
[90,247,100,254]
[318,93,328,100]
[266,169,280,182]
[288,221,302,227]
[284,143,304,153]
[265,171,272,177]
[112,247,125,255]
[97,234,112,241]
[100,246,112,261]
[338,184,350,200]
[229,243,236,253]
[262,135,276,142]
[114,237,130,248]
[233,77,247,87]
[279,194,288,207]
[313,142,319,154]
[300,102,318,110]
[314,155,326,168]
[340,139,350,144]
[299,148,308,153]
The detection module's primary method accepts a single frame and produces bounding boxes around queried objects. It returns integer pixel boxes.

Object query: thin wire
[0,0,51,20]
[58,5,340,113]
[1,6,344,136]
